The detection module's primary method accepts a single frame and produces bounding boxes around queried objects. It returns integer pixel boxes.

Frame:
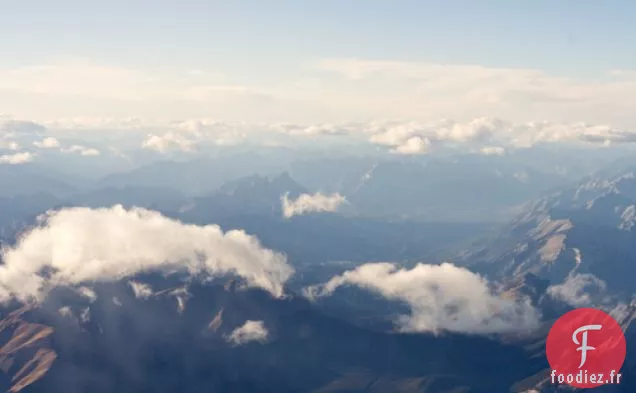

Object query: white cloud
[480,146,506,156]
[547,274,607,307]
[392,136,431,155]
[5,113,636,157]
[142,132,195,153]
[608,301,636,325]
[270,122,352,137]
[0,205,294,303]
[281,192,347,218]
[42,117,149,131]
[62,145,101,156]
[58,306,73,318]
[172,119,250,147]
[128,281,154,299]
[33,137,61,149]
[304,262,540,334]
[80,307,91,323]
[0,152,34,164]
[365,117,635,154]
[76,286,97,303]
[226,320,269,345]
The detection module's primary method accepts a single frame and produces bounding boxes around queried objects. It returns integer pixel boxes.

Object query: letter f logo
[546,308,626,388]
[572,324,602,368]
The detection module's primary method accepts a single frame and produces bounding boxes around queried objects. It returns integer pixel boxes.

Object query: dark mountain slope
[0,279,550,393]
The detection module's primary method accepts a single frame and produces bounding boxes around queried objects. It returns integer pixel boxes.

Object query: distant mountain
[177,173,490,265]
[463,167,636,300]
[66,186,187,213]
[291,157,570,222]
[0,165,74,198]
[93,153,583,223]
[0,186,189,244]
[178,172,307,220]
[0,193,62,244]
[96,154,293,196]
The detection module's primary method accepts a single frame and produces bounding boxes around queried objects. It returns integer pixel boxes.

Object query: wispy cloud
[226,320,269,345]
[480,146,506,156]
[128,281,154,299]
[364,117,635,155]
[62,144,101,156]
[3,58,635,127]
[316,58,636,127]
[547,274,607,307]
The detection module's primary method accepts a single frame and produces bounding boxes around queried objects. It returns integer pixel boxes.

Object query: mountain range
[1,156,635,392]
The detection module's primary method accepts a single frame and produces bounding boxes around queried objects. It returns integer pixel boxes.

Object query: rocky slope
[0,277,553,393]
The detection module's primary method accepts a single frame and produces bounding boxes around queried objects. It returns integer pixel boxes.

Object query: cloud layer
[132,117,636,156]
[226,320,270,345]
[3,58,636,127]
[3,113,636,160]
[281,192,346,218]
[0,205,294,303]
[363,117,635,155]
[305,262,540,334]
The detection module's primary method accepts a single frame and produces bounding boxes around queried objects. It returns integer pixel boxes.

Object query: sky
[1,0,635,128]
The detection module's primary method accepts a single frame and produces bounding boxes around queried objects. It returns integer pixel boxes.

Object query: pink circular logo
[546,308,626,389]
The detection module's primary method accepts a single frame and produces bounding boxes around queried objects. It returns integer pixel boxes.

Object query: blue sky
[1,1,635,125]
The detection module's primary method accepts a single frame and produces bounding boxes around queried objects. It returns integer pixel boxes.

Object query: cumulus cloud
[142,132,195,153]
[392,136,431,155]
[62,145,101,156]
[281,192,347,218]
[0,152,34,164]
[33,137,61,149]
[547,274,607,307]
[226,320,269,345]
[0,205,294,303]
[304,262,540,334]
